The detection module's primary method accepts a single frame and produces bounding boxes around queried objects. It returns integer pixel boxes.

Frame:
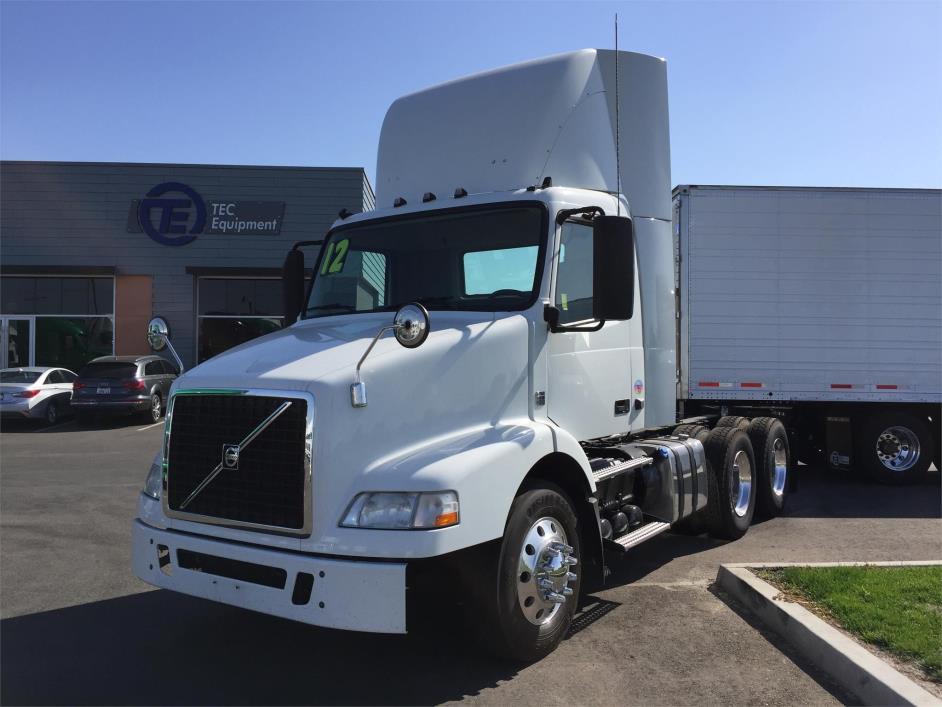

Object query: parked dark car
[71,355,178,423]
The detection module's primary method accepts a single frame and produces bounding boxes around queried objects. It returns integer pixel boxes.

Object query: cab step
[591,456,652,483]
[606,521,671,552]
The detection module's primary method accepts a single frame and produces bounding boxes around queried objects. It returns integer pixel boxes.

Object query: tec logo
[138,182,206,247]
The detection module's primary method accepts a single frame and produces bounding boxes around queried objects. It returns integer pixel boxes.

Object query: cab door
[546,219,641,441]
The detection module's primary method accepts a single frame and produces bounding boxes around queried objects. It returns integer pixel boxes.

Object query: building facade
[1,161,374,371]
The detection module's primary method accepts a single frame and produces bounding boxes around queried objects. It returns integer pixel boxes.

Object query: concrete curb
[716,562,941,707]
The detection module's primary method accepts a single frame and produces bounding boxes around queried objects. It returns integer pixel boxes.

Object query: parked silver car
[71,355,178,423]
[0,367,78,425]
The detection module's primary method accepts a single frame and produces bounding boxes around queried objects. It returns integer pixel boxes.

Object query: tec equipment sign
[128,182,286,247]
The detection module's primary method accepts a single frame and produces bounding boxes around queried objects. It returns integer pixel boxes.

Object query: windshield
[0,370,40,383]
[304,205,545,319]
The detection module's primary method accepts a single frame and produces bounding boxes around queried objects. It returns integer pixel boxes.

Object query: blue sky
[2,1,940,189]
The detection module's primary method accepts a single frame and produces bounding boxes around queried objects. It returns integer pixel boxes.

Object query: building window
[197,277,283,363]
[0,276,114,371]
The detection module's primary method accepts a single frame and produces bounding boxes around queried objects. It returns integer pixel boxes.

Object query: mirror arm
[159,335,185,374]
[543,304,605,333]
[351,323,401,408]
[353,324,399,386]
[555,205,606,225]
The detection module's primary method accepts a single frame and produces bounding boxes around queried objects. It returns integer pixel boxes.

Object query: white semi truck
[131,49,929,662]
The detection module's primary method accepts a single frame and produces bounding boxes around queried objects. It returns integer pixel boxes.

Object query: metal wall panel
[1,161,372,367]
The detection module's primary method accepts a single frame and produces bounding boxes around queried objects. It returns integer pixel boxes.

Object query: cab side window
[144,361,161,376]
[555,221,594,324]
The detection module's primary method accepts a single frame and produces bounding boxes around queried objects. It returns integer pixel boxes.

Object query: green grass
[759,565,942,682]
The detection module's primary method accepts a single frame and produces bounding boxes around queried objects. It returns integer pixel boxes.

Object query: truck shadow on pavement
[0,588,522,706]
[783,465,940,519]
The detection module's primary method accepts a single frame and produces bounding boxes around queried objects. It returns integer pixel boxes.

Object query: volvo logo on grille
[222,444,241,470]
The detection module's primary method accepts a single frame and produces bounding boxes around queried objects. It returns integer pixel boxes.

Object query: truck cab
[132,49,787,662]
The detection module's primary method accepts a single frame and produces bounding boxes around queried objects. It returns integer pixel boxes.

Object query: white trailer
[674,185,942,482]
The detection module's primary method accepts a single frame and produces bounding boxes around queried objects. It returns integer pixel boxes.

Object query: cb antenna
[615,13,621,217]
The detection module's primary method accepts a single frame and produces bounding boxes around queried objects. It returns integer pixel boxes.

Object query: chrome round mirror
[147,317,169,351]
[393,303,430,348]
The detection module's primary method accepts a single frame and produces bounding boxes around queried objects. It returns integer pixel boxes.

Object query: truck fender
[355,420,560,555]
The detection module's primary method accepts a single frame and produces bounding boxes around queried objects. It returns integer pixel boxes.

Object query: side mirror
[593,215,635,321]
[147,317,169,351]
[351,302,432,407]
[147,316,185,373]
[282,249,305,326]
[393,303,430,348]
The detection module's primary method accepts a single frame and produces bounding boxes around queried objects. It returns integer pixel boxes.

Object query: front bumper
[132,519,407,633]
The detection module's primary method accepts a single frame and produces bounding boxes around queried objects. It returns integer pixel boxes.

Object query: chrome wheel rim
[151,396,161,420]
[730,450,753,517]
[771,437,787,497]
[516,516,577,626]
[876,426,920,472]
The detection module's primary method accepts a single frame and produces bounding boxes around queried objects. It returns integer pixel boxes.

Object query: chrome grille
[164,390,312,534]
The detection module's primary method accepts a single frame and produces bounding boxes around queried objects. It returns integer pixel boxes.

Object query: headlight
[341,491,459,529]
[143,452,163,500]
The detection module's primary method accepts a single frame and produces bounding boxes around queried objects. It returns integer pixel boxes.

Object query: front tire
[476,485,581,662]
[704,427,756,540]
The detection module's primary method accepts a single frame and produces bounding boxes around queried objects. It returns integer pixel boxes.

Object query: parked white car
[0,367,77,425]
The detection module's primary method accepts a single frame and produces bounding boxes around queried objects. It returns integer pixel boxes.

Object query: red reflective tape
[698,381,720,387]
[876,384,898,390]
[740,382,762,388]
[830,384,853,389]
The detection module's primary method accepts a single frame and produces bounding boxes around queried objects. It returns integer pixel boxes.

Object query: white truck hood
[163,309,537,554]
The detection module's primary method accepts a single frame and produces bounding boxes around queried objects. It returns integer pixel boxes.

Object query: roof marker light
[338,208,352,220]
[454,188,468,198]
[393,197,407,208]
[422,192,437,203]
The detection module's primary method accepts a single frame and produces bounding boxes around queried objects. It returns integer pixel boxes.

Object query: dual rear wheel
[676,416,790,539]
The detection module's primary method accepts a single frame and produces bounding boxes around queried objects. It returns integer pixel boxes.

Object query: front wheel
[475,485,581,662]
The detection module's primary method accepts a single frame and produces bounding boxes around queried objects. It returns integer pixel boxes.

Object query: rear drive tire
[672,423,710,442]
[747,417,790,519]
[857,412,933,484]
[715,415,750,430]
[704,427,756,540]
[44,400,59,426]
[473,485,581,663]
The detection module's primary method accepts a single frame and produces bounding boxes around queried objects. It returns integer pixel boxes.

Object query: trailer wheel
[673,423,710,442]
[704,427,756,540]
[857,412,934,484]
[715,415,750,430]
[747,417,790,519]
[474,484,581,662]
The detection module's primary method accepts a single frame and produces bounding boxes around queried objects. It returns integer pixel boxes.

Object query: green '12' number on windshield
[320,238,350,275]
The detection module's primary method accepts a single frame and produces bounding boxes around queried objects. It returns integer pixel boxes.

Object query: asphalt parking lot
[1,416,939,706]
